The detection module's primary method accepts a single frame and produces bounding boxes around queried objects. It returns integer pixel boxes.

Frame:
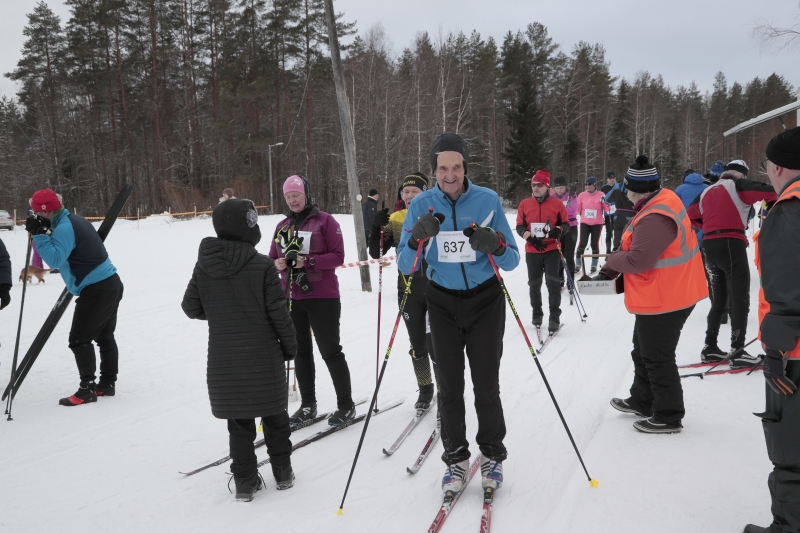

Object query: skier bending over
[397,132,520,500]
[26,188,123,406]
[368,172,438,412]
[182,199,297,502]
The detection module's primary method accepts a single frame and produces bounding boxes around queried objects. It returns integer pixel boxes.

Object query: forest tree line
[0,0,797,217]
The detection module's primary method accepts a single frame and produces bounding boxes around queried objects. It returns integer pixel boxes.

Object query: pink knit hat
[283,175,306,196]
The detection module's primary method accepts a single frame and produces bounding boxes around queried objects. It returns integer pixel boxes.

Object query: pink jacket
[576,191,609,226]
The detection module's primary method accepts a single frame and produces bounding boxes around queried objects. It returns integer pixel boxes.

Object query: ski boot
[415,383,435,412]
[59,382,97,406]
[548,318,560,335]
[289,403,318,427]
[328,403,356,426]
[480,456,503,491]
[442,459,470,498]
[729,350,763,369]
[701,344,726,363]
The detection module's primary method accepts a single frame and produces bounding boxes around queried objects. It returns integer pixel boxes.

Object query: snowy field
[0,213,772,532]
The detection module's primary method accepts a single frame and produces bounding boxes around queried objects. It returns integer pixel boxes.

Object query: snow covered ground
[0,214,773,532]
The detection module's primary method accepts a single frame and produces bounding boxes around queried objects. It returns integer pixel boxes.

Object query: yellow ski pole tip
[336,508,344,515]
[589,479,599,488]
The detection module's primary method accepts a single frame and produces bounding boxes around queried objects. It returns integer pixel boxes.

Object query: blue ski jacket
[397,178,519,290]
[33,208,116,295]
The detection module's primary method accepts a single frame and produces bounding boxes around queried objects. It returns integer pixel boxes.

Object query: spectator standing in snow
[674,171,708,244]
[744,126,800,533]
[182,199,297,502]
[551,176,579,286]
[269,175,355,427]
[604,177,635,251]
[575,176,609,274]
[368,172,437,412]
[25,188,123,406]
[598,155,708,434]
[601,172,616,253]
[219,188,235,203]
[687,160,777,366]
[516,169,570,334]
[362,188,379,243]
[0,237,10,310]
[397,132,520,500]
[704,160,725,186]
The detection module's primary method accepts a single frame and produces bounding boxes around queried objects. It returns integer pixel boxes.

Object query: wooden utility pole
[323,0,371,292]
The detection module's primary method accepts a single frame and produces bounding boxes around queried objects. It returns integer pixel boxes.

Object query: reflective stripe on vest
[755,181,800,358]
[620,189,708,315]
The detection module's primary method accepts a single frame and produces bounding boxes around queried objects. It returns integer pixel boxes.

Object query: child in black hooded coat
[182,199,298,502]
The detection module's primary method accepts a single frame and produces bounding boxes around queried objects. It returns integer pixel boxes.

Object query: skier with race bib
[575,176,609,274]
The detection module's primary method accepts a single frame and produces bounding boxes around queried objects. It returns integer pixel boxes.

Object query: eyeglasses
[531,183,548,188]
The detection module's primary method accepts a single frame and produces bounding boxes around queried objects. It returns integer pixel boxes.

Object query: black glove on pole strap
[373,207,390,229]
[463,224,506,255]
[24,215,51,236]
[409,211,445,249]
[764,348,797,396]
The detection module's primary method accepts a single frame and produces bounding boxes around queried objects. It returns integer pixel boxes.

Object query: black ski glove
[464,224,506,256]
[284,236,304,269]
[409,212,445,249]
[547,226,563,240]
[763,347,797,396]
[25,215,52,236]
[526,235,546,252]
[0,284,10,310]
[373,208,390,229]
[591,272,611,281]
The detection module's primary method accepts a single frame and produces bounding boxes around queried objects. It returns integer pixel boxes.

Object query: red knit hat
[30,189,62,212]
[531,169,551,188]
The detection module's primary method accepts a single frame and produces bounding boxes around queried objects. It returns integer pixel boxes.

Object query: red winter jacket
[687,175,776,245]
[515,194,570,253]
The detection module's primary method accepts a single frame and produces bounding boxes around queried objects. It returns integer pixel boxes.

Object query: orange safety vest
[754,180,800,358]
[620,189,708,314]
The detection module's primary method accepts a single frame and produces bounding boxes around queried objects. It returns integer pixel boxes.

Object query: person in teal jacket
[26,188,124,406]
[397,133,519,502]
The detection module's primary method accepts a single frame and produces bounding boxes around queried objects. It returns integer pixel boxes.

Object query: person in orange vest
[593,155,708,434]
[744,127,800,533]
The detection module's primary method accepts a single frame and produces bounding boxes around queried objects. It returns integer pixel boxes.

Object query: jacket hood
[197,237,257,278]
[683,173,705,185]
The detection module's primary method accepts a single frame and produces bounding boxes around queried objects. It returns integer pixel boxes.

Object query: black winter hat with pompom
[212,198,262,246]
[624,155,661,193]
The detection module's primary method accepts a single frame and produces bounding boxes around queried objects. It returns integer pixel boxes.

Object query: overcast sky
[1,0,798,101]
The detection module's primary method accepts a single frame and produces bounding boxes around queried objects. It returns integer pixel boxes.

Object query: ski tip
[382,448,390,455]
[335,507,343,516]
[406,467,415,474]
[589,478,599,488]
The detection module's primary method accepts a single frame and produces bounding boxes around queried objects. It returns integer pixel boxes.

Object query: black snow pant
[68,274,124,385]
[291,298,353,410]
[628,306,694,424]
[398,273,436,389]
[604,217,613,253]
[526,250,562,322]
[228,411,292,477]
[558,225,578,286]
[427,278,507,465]
[576,223,603,270]
[702,238,750,350]
[759,361,800,533]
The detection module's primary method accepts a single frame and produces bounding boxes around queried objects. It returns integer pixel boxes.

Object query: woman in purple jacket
[551,176,579,287]
[269,175,355,427]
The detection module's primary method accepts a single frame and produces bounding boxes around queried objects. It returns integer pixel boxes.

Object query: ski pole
[470,223,597,487]
[337,216,435,515]
[374,217,384,413]
[6,233,34,421]
[557,243,587,321]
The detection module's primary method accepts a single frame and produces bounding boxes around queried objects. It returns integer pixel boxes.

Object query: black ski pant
[558,226,578,286]
[398,274,436,388]
[291,298,353,410]
[68,274,123,385]
[576,223,603,270]
[604,217,613,252]
[228,411,292,477]
[427,278,507,465]
[628,306,694,424]
[526,250,562,322]
[702,238,750,350]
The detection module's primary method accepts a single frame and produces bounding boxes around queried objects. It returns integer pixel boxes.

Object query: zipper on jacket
[448,196,471,290]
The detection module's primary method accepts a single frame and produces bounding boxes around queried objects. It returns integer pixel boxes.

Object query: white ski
[406,422,441,474]
[383,396,437,456]
[537,324,563,354]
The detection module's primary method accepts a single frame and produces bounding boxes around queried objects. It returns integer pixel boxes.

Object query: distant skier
[269,175,356,427]
[362,188,379,243]
[575,176,609,274]
[25,189,124,406]
[516,169,570,335]
[182,198,297,502]
[550,176,578,287]
[368,172,437,412]
[601,172,616,253]
[0,237,10,310]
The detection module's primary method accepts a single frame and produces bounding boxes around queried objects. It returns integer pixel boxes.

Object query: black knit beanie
[624,155,660,193]
[553,176,567,188]
[212,198,261,246]
[402,172,429,191]
[766,126,800,170]
[430,133,469,174]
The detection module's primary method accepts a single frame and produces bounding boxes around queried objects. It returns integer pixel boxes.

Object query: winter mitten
[409,213,445,249]
[464,225,506,256]
[526,236,546,252]
[763,348,797,396]
[0,284,10,310]
[547,226,563,240]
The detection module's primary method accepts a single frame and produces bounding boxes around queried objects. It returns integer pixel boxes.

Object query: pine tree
[503,73,548,199]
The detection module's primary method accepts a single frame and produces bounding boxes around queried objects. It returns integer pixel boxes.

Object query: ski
[3,184,135,402]
[180,398,367,475]
[681,365,763,379]
[479,487,494,533]
[534,326,543,345]
[383,396,437,456]
[678,361,723,369]
[537,324,563,353]
[407,422,441,475]
[427,455,481,533]
[255,398,404,468]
